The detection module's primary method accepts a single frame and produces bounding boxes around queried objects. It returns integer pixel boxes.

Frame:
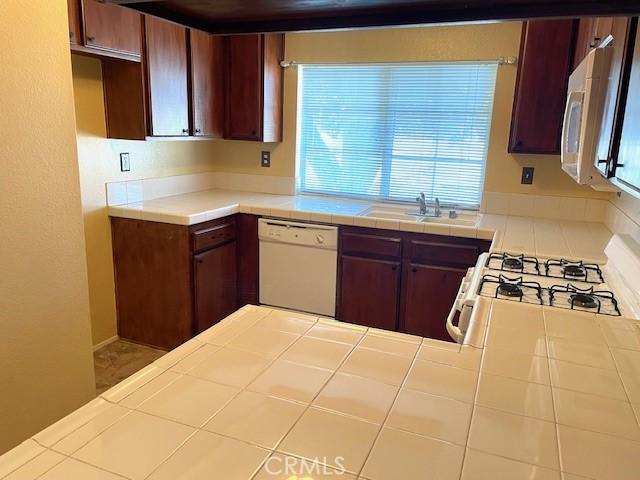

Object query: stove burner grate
[570,293,599,309]
[479,274,543,304]
[486,253,540,274]
[498,283,523,297]
[549,284,621,316]
[564,264,587,278]
[544,258,604,284]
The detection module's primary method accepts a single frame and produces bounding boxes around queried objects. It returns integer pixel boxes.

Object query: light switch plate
[261,151,271,168]
[521,167,534,185]
[120,153,131,172]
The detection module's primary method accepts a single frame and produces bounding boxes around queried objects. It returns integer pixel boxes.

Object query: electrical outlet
[120,153,131,172]
[261,151,271,168]
[521,167,534,185]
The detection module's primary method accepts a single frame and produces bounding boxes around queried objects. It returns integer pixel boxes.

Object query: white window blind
[297,62,498,209]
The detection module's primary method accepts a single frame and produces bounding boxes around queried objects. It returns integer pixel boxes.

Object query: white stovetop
[108,188,613,263]
[3,303,640,480]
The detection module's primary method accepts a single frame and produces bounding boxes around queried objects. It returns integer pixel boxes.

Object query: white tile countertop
[107,189,613,263]
[3,303,640,480]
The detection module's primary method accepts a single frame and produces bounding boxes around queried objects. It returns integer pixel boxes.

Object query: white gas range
[447,234,640,343]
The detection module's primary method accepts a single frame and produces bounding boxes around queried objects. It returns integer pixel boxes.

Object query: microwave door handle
[561,91,584,163]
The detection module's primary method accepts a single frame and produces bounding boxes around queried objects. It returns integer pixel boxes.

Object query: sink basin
[360,205,477,227]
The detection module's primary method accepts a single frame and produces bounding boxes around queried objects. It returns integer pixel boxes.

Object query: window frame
[295,61,499,210]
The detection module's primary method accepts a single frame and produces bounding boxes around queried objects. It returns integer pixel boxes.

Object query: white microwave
[561,47,618,191]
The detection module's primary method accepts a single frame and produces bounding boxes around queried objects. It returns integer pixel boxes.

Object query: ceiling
[108,0,640,34]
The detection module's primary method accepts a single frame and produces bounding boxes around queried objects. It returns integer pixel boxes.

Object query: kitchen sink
[360,205,478,227]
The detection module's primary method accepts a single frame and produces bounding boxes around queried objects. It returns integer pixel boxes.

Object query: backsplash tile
[605,193,640,245]
[106,172,295,206]
[482,192,607,223]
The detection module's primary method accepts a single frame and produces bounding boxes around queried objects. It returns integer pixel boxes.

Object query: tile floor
[93,340,165,394]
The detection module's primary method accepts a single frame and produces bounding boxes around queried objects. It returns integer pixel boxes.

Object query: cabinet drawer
[341,231,402,260]
[407,239,479,268]
[193,221,236,252]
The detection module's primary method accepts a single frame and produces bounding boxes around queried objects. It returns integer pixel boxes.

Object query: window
[297,62,498,209]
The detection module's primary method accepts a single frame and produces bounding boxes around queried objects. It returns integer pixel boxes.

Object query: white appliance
[561,46,617,191]
[259,218,338,316]
[446,234,640,343]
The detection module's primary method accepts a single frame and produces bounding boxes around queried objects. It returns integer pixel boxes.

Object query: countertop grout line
[248,323,370,479]
[139,307,289,480]
[353,335,424,479]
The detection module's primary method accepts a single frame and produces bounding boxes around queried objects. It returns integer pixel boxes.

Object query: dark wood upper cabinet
[68,0,82,45]
[144,16,190,136]
[573,17,597,68]
[338,256,401,332]
[595,17,635,177]
[102,58,147,140]
[614,20,640,193]
[225,33,284,142]
[509,20,577,155]
[401,264,466,341]
[573,17,619,69]
[81,0,142,59]
[189,30,224,138]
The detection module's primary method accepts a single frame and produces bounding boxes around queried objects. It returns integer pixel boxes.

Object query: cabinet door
[225,34,263,140]
[194,242,238,334]
[82,0,141,58]
[615,25,640,193]
[68,0,81,45]
[189,29,224,137]
[595,17,615,45]
[573,17,597,69]
[401,264,465,342]
[338,256,400,331]
[509,20,577,154]
[145,16,189,136]
[595,17,633,176]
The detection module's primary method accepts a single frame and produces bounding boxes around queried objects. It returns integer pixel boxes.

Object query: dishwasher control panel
[258,218,338,249]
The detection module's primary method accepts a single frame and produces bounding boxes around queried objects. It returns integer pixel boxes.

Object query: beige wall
[209,22,608,199]
[0,1,96,453]
[72,56,219,346]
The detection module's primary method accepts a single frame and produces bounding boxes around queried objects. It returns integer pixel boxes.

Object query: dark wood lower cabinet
[337,226,490,342]
[401,264,466,341]
[111,217,193,350]
[194,241,238,333]
[111,213,258,350]
[338,256,400,331]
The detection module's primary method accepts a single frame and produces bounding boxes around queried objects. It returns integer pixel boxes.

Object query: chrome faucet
[416,192,427,215]
[415,193,442,217]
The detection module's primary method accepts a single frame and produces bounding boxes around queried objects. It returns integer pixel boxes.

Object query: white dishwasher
[259,218,338,316]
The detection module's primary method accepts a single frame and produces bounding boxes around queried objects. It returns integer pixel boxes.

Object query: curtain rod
[280,57,517,68]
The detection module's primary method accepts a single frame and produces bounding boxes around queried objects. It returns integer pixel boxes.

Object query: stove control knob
[316,234,325,245]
